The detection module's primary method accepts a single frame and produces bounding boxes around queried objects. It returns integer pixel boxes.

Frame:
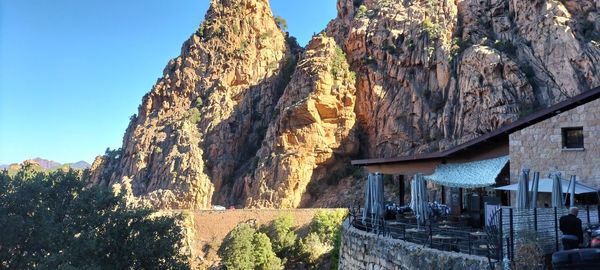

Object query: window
[562,127,584,149]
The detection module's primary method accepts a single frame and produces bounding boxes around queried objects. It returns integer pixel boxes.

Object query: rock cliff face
[244,36,359,208]
[90,0,600,209]
[327,0,600,157]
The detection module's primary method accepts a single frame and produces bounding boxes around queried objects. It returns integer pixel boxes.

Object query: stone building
[352,86,600,210]
[510,97,600,191]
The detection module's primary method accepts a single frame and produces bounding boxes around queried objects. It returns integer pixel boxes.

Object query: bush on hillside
[274,16,288,31]
[298,232,332,268]
[219,223,283,270]
[0,165,189,270]
[263,214,297,258]
[310,209,347,243]
[253,232,283,270]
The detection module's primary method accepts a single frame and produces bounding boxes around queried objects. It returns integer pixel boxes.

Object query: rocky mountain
[89,0,600,209]
[68,161,92,170]
[1,158,91,175]
[26,158,62,170]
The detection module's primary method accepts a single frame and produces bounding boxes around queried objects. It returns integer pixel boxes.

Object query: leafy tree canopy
[262,214,297,258]
[219,223,282,270]
[0,164,189,270]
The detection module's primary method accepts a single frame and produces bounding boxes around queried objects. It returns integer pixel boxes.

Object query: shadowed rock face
[89,0,600,209]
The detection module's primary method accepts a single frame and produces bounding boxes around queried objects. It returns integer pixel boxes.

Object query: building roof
[424,156,509,188]
[352,86,600,166]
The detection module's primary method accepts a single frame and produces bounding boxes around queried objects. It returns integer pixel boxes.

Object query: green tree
[297,209,347,270]
[263,214,297,258]
[310,209,347,243]
[0,166,189,270]
[253,233,283,270]
[219,224,256,270]
[219,223,283,270]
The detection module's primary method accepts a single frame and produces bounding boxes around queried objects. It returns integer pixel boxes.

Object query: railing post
[499,208,503,260]
[509,208,514,260]
[534,207,538,231]
[554,207,559,251]
[429,222,433,248]
[587,205,591,225]
[506,237,511,261]
[468,234,472,254]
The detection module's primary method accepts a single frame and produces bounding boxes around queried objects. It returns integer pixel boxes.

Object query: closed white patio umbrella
[530,172,540,208]
[411,173,429,226]
[516,169,530,209]
[551,172,564,208]
[568,175,577,207]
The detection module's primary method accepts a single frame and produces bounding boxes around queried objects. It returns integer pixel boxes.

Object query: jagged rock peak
[88,0,297,209]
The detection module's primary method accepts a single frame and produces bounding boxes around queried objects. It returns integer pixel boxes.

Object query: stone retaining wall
[339,220,490,270]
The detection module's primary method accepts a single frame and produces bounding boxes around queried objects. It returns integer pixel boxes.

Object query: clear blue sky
[0,0,337,164]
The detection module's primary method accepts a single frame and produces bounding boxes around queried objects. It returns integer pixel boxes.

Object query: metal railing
[348,207,499,258]
[349,204,600,269]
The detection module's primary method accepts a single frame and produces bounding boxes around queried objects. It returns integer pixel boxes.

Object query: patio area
[352,169,600,268]
[349,206,497,257]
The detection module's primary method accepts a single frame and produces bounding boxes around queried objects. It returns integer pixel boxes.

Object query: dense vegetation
[218,209,347,270]
[0,165,189,270]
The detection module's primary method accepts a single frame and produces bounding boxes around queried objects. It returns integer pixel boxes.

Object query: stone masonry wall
[509,98,600,186]
[339,220,489,270]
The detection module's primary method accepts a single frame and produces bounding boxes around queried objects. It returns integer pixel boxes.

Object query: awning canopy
[424,156,509,188]
[495,178,598,194]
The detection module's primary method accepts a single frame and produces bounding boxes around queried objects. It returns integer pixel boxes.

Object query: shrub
[298,232,331,267]
[492,40,517,55]
[219,224,256,270]
[253,233,283,270]
[104,147,123,159]
[329,229,342,270]
[422,17,442,40]
[194,97,203,108]
[274,16,288,31]
[331,46,348,77]
[235,40,250,56]
[264,214,297,258]
[219,223,283,270]
[355,5,368,19]
[197,22,206,37]
[310,209,347,244]
[188,107,201,124]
